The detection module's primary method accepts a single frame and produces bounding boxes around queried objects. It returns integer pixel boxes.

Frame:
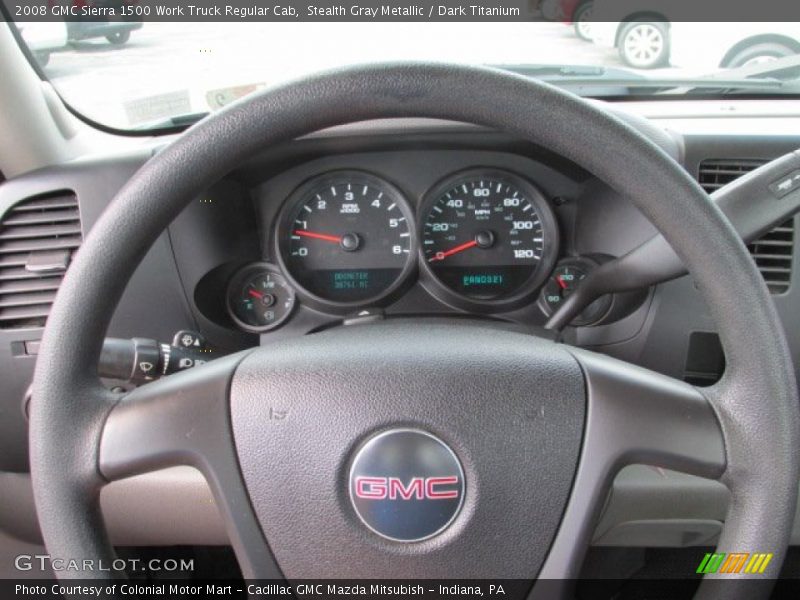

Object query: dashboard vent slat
[11,195,78,211]
[0,253,29,268]
[0,222,82,241]
[750,252,794,260]
[0,191,81,329]
[698,159,795,295]
[746,239,793,248]
[0,290,57,309]
[0,304,54,323]
[0,266,63,282]
[2,208,84,227]
[0,278,63,295]
[0,236,81,255]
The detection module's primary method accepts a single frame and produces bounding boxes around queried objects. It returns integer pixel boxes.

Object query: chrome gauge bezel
[417,168,560,313]
[274,170,418,314]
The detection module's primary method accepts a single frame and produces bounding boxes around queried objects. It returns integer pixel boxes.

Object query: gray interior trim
[533,348,725,594]
[546,149,800,329]
[99,352,278,578]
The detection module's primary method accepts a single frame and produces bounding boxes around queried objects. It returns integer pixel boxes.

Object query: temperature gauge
[539,258,612,326]
[227,263,295,333]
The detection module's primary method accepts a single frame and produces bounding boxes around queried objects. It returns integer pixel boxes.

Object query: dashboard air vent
[747,219,795,295]
[0,191,82,329]
[698,159,794,295]
[697,158,766,193]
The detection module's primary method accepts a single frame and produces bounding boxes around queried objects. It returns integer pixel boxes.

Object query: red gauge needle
[248,289,264,300]
[294,230,342,244]
[428,239,478,262]
[555,275,568,290]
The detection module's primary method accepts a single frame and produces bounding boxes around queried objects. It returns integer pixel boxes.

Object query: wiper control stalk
[99,331,215,384]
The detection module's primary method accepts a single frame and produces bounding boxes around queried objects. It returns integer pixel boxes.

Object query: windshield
[11,18,800,131]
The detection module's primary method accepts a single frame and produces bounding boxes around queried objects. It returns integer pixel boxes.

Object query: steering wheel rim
[29,63,798,597]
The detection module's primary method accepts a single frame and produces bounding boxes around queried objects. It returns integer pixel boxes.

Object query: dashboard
[215,149,648,338]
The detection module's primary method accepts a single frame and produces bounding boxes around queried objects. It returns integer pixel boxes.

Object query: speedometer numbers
[276,171,416,311]
[420,170,559,311]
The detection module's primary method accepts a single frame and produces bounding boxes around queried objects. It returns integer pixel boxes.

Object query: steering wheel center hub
[229,322,585,578]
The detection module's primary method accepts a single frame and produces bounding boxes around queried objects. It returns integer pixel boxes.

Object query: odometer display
[276,171,415,308]
[420,169,558,309]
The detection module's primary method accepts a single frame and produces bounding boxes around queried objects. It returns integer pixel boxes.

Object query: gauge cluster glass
[226,263,296,332]
[225,167,581,333]
[538,258,613,326]
[418,169,559,311]
[275,171,416,310]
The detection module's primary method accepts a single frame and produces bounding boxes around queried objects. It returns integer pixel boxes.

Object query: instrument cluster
[226,167,612,332]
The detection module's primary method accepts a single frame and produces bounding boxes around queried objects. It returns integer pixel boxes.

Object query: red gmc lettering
[389,477,424,499]
[355,476,459,500]
[426,476,459,499]
[355,477,386,499]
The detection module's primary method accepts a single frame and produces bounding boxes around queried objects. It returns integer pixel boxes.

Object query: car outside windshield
[11,19,800,131]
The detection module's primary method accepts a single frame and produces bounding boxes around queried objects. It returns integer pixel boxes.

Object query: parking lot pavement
[40,22,623,129]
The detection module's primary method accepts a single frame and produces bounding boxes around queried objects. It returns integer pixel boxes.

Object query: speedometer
[420,169,558,311]
[275,171,416,310]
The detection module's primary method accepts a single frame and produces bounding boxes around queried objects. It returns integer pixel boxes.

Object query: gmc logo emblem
[349,429,464,541]
[354,476,460,500]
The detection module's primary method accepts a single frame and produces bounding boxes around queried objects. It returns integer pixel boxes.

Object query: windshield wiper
[703,54,800,82]
[495,63,791,95]
[132,111,209,131]
[652,78,788,95]
[496,64,609,78]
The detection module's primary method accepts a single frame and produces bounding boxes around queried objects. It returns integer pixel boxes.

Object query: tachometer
[276,171,416,310]
[420,169,558,311]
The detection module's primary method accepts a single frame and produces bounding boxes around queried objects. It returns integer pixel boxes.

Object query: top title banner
[4,0,800,22]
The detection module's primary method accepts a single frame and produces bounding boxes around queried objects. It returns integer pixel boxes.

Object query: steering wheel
[30,64,798,598]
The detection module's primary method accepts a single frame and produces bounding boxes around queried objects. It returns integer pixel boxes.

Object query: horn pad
[230,322,585,579]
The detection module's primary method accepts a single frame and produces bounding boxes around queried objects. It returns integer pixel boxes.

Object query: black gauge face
[420,169,558,309]
[277,172,415,308]
[539,259,612,326]
[227,264,295,332]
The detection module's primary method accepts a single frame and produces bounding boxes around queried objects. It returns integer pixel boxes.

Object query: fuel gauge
[227,263,295,333]
[539,258,612,326]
